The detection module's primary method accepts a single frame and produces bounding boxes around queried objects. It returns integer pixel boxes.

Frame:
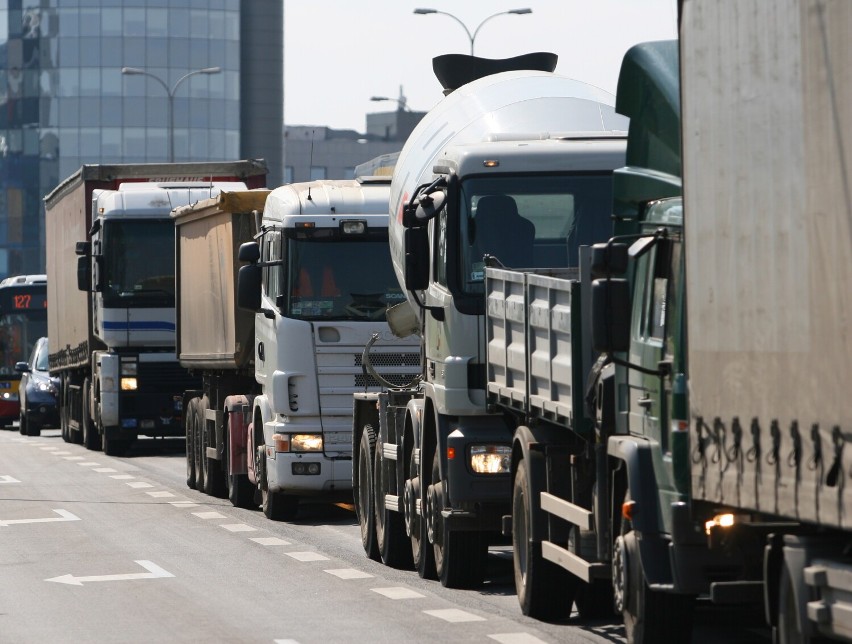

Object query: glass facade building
[0,0,282,278]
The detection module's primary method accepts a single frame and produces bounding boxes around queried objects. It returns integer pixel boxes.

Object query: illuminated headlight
[341,220,366,235]
[120,377,138,391]
[469,445,511,474]
[290,434,323,452]
[705,513,736,535]
[120,362,137,376]
[2,391,18,401]
[37,381,57,394]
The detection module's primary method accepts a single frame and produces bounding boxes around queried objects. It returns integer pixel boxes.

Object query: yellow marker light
[705,513,736,535]
[483,160,500,168]
[291,434,323,452]
[272,433,290,452]
[447,446,456,460]
[469,445,511,474]
[120,377,138,391]
[295,222,315,229]
[622,500,636,521]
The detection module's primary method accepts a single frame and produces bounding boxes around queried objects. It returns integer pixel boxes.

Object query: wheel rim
[513,484,529,588]
[612,535,627,613]
[357,437,371,536]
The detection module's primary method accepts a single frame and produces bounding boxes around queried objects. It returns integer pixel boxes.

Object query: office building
[0,1,282,278]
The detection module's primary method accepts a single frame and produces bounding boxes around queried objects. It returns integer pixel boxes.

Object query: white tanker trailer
[352,53,628,589]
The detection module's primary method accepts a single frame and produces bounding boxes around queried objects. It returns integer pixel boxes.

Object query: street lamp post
[413,8,532,56]
[121,66,222,162]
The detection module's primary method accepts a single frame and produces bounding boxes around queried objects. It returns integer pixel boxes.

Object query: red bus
[0,275,47,427]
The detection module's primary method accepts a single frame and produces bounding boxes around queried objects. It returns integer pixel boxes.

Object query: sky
[283,0,678,132]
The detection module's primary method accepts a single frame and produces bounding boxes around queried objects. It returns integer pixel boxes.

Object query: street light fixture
[121,66,222,162]
[413,8,532,55]
[370,85,409,111]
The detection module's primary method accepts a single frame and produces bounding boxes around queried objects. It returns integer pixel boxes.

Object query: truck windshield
[283,237,403,321]
[101,220,175,307]
[457,174,614,295]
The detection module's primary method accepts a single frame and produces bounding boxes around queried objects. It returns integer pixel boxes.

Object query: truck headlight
[290,434,323,452]
[120,361,137,376]
[120,377,138,391]
[469,444,511,474]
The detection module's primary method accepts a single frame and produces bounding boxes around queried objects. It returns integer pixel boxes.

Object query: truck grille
[137,361,201,395]
[354,352,420,368]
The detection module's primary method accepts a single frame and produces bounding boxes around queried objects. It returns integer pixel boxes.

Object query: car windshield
[34,340,48,371]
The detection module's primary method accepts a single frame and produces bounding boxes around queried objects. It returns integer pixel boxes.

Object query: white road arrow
[0,475,20,483]
[0,509,80,527]
[46,560,175,586]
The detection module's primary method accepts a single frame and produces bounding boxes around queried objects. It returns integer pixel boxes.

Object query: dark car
[15,337,59,436]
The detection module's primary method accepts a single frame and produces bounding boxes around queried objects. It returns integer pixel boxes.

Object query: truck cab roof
[95,182,248,219]
[263,179,391,228]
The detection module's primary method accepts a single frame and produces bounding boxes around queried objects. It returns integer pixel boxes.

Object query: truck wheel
[18,411,27,435]
[374,434,412,569]
[615,495,694,643]
[81,380,101,451]
[777,562,827,644]
[259,451,298,521]
[193,402,206,491]
[407,447,436,579]
[512,458,576,618]
[185,398,197,489]
[428,449,487,588]
[201,409,225,498]
[354,425,380,561]
[102,433,129,457]
[224,419,255,509]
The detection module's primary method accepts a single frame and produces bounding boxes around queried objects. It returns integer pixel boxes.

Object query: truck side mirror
[238,241,260,263]
[591,278,630,353]
[591,243,628,279]
[75,241,90,256]
[404,226,429,290]
[77,255,90,291]
[237,264,262,312]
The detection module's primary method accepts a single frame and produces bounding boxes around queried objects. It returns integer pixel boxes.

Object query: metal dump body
[485,265,592,434]
[172,190,271,371]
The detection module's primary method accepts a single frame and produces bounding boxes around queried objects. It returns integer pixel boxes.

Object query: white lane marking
[488,634,549,644]
[0,509,81,527]
[110,474,135,480]
[40,447,60,451]
[146,491,175,498]
[220,523,257,533]
[77,462,101,467]
[126,482,154,489]
[51,451,72,455]
[0,475,20,483]
[424,609,486,623]
[168,501,199,508]
[63,456,85,461]
[371,587,424,599]
[273,640,301,644]
[283,551,329,562]
[192,511,227,520]
[45,560,174,586]
[94,468,118,473]
[325,568,374,580]
[250,537,291,546]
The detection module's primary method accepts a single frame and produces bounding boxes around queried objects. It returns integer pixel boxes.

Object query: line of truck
[38,1,852,639]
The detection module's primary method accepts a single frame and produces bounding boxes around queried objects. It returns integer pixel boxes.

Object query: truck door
[255,228,283,388]
[626,240,672,443]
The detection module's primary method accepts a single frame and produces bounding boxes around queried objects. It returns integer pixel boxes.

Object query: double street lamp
[413,8,532,56]
[121,66,222,162]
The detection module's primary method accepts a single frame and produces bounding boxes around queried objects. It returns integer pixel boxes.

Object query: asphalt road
[0,428,771,643]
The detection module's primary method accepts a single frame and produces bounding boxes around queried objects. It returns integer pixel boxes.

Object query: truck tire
[428,449,487,589]
[354,425,380,561]
[777,563,829,644]
[374,434,412,569]
[18,411,27,435]
[615,494,694,643]
[260,455,298,521]
[408,446,436,580]
[185,398,197,489]
[512,458,576,619]
[81,380,101,451]
[197,398,225,497]
[224,418,255,509]
[102,432,129,457]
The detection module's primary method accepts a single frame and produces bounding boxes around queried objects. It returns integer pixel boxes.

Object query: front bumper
[266,452,352,495]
